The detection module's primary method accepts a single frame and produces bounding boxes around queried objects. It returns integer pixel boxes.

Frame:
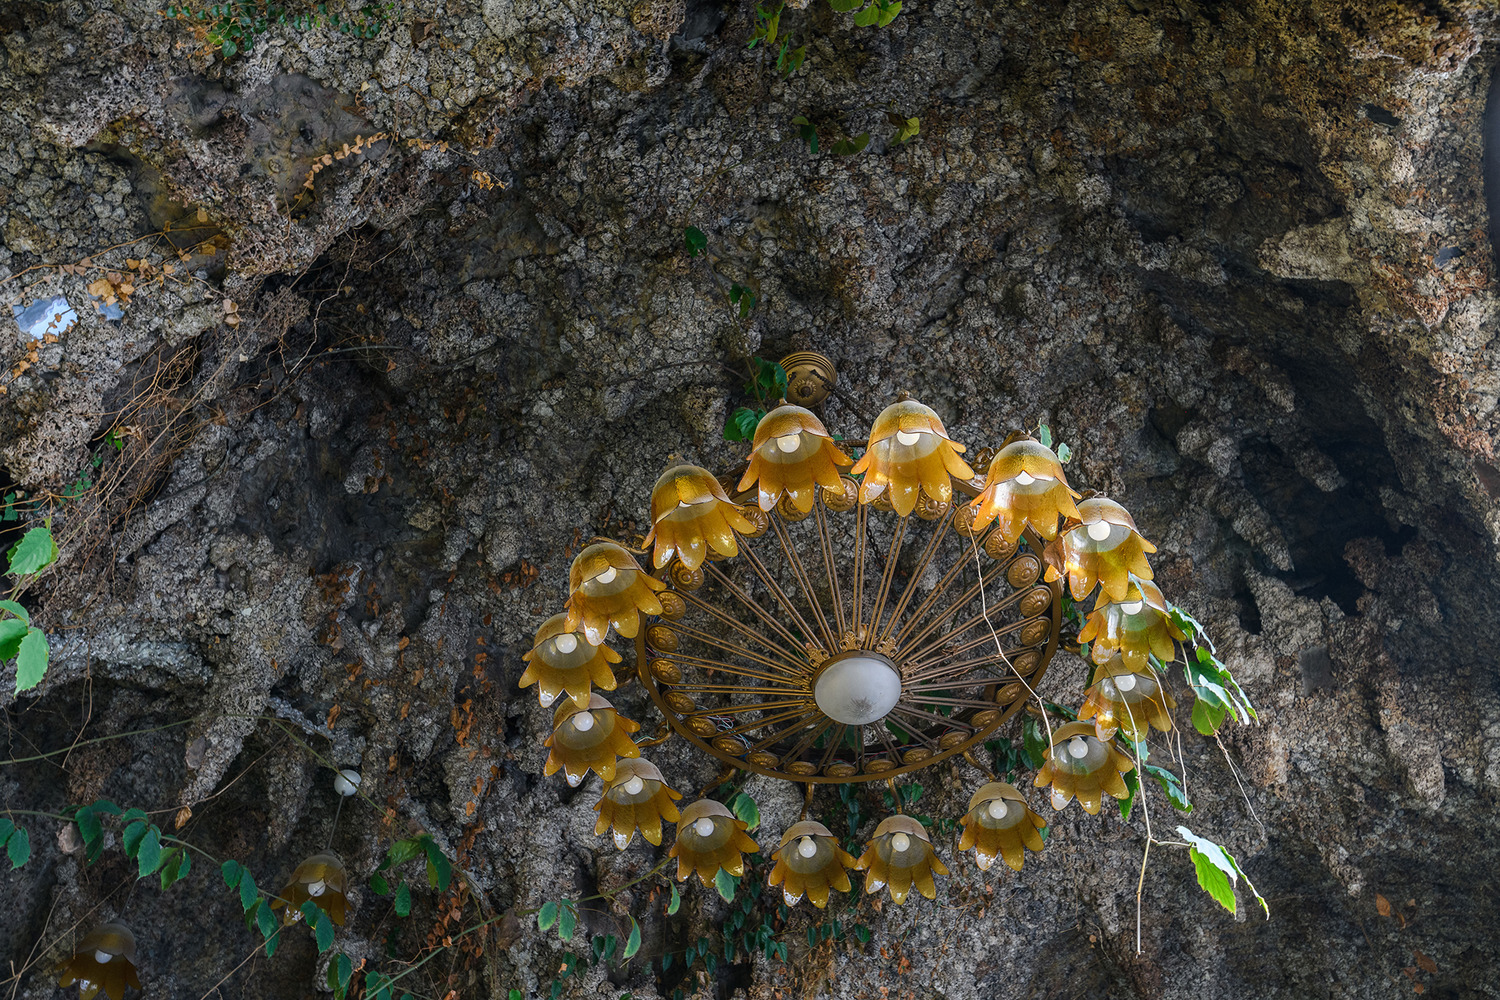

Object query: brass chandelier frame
[633,475,1062,783]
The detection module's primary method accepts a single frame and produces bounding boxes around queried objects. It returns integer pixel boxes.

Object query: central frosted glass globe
[813,653,902,725]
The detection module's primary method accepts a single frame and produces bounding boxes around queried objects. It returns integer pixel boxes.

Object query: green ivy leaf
[7,526,57,577]
[828,0,861,10]
[122,820,147,857]
[624,917,642,960]
[420,836,452,890]
[74,805,103,863]
[684,226,706,257]
[14,627,48,692]
[301,901,336,952]
[831,132,870,156]
[239,866,258,912]
[1192,699,1226,736]
[369,873,390,895]
[791,115,819,155]
[0,618,26,661]
[7,825,29,869]
[394,881,412,917]
[852,923,872,943]
[1119,768,1140,822]
[379,837,423,871]
[221,858,243,888]
[136,826,164,878]
[730,792,761,832]
[1022,716,1049,769]
[723,406,762,443]
[334,953,354,996]
[221,38,238,56]
[1177,826,1268,919]
[158,848,188,890]
[0,600,29,621]
[558,902,577,941]
[256,899,278,944]
[667,883,680,915]
[538,900,559,931]
[1144,764,1193,813]
[715,868,737,903]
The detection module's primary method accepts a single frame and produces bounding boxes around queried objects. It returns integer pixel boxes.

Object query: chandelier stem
[800,783,814,820]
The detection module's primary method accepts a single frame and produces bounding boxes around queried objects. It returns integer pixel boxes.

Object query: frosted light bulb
[1100,679,1118,699]
[1014,471,1035,486]
[94,950,113,965]
[776,433,802,453]
[1051,790,1069,809]
[813,653,902,725]
[1068,736,1090,759]
[623,775,645,796]
[307,880,326,897]
[572,712,595,732]
[693,817,716,838]
[1087,520,1112,541]
[1116,673,1138,692]
[1120,600,1144,615]
[334,769,362,797]
[896,430,923,447]
[554,633,578,654]
[594,566,617,585]
[890,832,911,853]
[797,836,818,859]
[986,799,1010,821]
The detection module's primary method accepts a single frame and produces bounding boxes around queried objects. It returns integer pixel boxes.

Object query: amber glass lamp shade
[767,820,857,907]
[737,405,853,514]
[271,853,350,926]
[1033,721,1135,815]
[1077,575,1185,670]
[1078,655,1176,742]
[850,400,975,517]
[543,694,641,787]
[668,799,760,886]
[968,437,1080,543]
[644,464,758,570]
[1056,498,1156,602]
[563,542,665,644]
[58,923,142,1000]
[854,815,949,904]
[594,758,682,848]
[957,782,1046,872]
[519,612,620,707]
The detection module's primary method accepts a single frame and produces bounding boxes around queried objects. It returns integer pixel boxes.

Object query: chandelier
[521,352,1197,907]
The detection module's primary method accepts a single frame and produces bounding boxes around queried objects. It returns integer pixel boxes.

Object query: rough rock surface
[2,1,1498,998]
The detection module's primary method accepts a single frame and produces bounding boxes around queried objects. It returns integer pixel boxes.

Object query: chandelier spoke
[901,617,1032,673]
[711,706,819,739]
[768,514,838,652]
[888,541,986,649]
[874,503,955,648]
[732,543,825,654]
[749,714,827,752]
[668,651,813,686]
[851,502,868,638]
[894,562,1012,659]
[678,591,812,673]
[813,499,848,638]
[702,562,813,655]
[668,618,811,678]
[889,703,973,733]
[867,515,907,644]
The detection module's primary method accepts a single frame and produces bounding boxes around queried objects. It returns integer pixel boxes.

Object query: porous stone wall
[1,1,1497,998]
